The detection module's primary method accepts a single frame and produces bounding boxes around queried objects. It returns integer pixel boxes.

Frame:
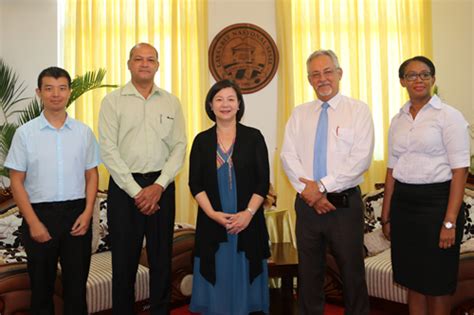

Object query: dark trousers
[108,173,175,315]
[295,188,369,315]
[21,199,91,315]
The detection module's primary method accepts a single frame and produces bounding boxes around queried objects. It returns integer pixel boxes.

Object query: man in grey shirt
[99,42,186,315]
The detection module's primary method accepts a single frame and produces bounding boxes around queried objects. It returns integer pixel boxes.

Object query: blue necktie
[313,102,329,181]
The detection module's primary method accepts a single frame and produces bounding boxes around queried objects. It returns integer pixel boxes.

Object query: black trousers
[295,188,369,315]
[108,173,175,315]
[21,199,91,315]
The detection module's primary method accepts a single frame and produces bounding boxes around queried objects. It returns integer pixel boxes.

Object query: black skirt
[390,180,464,296]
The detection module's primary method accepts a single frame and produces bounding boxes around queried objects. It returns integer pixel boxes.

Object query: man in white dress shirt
[281,49,374,315]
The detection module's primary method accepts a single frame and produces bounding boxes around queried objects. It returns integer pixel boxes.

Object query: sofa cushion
[91,193,111,254]
[364,249,407,304]
[0,207,23,250]
[363,188,384,233]
[363,228,391,257]
[0,207,27,264]
[462,188,474,243]
[57,251,150,314]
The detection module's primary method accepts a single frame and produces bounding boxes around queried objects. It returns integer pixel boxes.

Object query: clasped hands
[212,210,252,234]
[299,178,336,214]
[135,184,164,215]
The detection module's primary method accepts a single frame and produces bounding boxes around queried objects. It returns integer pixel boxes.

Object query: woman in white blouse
[381,56,470,315]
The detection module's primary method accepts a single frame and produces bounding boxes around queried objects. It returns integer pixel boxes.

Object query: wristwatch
[317,181,327,194]
[443,221,456,229]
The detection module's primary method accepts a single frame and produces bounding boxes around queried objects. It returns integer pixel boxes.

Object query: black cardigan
[188,123,271,285]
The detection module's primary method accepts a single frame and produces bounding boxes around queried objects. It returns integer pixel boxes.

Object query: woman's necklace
[217,136,235,190]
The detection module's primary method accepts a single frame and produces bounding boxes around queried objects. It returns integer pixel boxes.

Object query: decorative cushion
[462,188,474,243]
[363,188,384,233]
[91,193,106,253]
[94,194,111,253]
[0,247,27,263]
[0,206,27,263]
[363,228,391,257]
[0,207,23,249]
[461,238,474,254]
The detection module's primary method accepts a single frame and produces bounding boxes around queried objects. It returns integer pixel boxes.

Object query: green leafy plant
[0,59,117,178]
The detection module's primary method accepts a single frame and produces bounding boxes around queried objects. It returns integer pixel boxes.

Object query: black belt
[326,186,359,208]
[132,171,161,179]
[31,198,85,209]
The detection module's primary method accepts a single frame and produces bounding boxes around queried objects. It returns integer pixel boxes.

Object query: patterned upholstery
[58,251,150,314]
[364,249,407,304]
[0,193,196,314]
[362,186,474,304]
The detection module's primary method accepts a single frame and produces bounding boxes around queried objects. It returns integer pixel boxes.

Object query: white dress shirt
[281,93,375,193]
[388,94,470,184]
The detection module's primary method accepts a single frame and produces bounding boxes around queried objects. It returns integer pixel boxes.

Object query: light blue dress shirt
[4,113,100,203]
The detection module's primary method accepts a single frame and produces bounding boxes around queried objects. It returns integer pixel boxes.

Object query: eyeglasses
[309,69,337,80]
[404,72,432,82]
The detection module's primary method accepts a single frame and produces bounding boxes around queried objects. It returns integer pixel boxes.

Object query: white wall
[0,0,57,102]
[432,0,473,126]
[208,0,278,180]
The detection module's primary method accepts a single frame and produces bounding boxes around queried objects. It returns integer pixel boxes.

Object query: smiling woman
[382,56,470,315]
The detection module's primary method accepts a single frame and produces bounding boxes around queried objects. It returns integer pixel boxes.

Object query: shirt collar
[39,112,73,130]
[315,92,342,110]
[121,81,161,98]
[400,94,443,114]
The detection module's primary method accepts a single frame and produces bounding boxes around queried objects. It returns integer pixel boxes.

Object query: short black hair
[398,56,436,79]
[37,67,72,89]
[205,79,245,122]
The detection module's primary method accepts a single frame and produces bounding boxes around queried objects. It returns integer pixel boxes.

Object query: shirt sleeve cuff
[320,176,336,193]
[86,160,100,170]
[3,162,26,172]
[155,174,170,190]
[125,181,142,198]
[448,156,470,169]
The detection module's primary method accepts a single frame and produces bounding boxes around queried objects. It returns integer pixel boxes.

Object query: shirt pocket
[156,111,175,141]
[335,127,355,154]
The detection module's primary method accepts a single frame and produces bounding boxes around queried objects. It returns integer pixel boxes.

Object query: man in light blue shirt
[4,67,99,315]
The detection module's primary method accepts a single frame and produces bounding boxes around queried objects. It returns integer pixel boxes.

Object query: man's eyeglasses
[404,72,432,82]
[309,69,337,80]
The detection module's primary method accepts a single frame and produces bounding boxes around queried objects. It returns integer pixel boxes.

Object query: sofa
[0,192,195,315]
[323,184,474,314]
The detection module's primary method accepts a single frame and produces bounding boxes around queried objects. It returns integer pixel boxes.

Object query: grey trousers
[295,188,369,315]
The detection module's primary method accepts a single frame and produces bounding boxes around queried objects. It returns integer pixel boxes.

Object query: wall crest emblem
[209,23,279,94]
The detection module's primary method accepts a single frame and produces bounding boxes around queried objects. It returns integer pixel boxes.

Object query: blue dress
[189,144,269,315]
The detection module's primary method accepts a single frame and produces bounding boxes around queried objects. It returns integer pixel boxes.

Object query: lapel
[207,124,219,177]
[232,123,244,168]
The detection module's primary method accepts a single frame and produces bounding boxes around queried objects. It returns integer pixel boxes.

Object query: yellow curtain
[274,0,432,214]
[63,0,209,224]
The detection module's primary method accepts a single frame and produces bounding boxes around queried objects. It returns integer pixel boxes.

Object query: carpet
[169,304,389,315]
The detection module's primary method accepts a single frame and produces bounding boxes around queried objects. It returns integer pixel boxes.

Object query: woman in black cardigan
[188,80,270,315]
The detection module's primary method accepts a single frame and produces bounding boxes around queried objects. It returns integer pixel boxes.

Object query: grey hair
[306,49,340,73]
